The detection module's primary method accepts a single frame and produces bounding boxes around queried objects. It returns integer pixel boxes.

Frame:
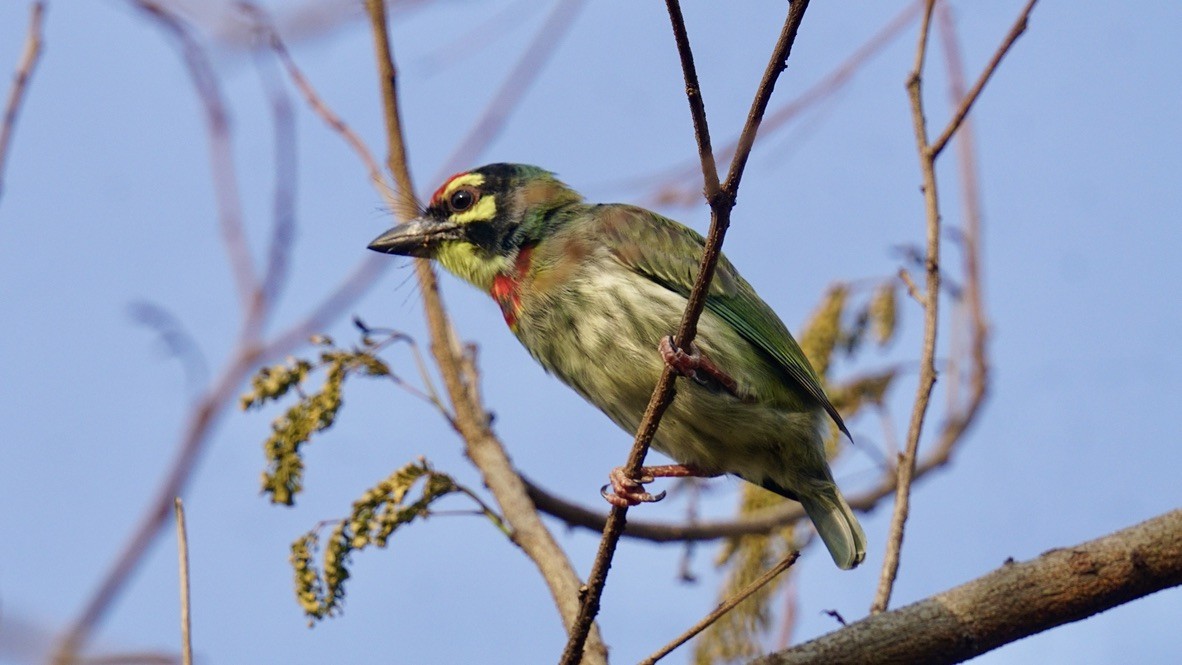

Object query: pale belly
[514,268,829,490]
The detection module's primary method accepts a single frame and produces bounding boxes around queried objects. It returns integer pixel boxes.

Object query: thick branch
[754,510,1182,665]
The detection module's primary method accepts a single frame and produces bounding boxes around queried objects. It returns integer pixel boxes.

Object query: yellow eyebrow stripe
[438,172,495,224]
[440,172,485,200]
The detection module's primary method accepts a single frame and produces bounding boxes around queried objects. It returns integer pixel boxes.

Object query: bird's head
[367,163,582,290]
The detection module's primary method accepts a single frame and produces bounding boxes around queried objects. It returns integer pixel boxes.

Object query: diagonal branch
[130,0,259,315]
[559,2,812,662]
[362,2,607,662]
[437,0,586,178]
[641,551,800,665]
[755,510,1182,665]
[929,0,1037,159]
[0,0,45,204]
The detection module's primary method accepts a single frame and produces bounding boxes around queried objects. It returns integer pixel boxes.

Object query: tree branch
[642,552,800,665]
[871,0,1033,614]
[362,2,607,662]
[0,0,45,204]
[929,0,1037,159]
[871,0,941,615]
[560,3,812,661]
[755,510,1182,665]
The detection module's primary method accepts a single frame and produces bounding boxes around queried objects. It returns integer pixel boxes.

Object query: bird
[367,163,867,569]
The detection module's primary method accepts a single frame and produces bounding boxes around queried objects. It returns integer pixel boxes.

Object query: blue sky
[1,1,1179,663]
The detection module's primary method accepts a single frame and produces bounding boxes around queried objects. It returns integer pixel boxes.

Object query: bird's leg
[601,464,720,508]
[659,336,740,397]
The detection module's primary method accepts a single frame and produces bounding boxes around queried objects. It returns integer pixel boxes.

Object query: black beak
[367,217,462,258]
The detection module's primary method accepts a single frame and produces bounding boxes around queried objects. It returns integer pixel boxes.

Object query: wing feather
[593,205,849,437]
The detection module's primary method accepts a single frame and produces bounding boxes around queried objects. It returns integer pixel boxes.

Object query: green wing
[593,204,849,437]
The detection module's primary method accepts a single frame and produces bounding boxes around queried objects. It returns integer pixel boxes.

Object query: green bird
[368,163,867,569]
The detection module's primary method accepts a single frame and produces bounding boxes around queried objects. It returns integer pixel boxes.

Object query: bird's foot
[659,336,740,396]
[600,464,717,508]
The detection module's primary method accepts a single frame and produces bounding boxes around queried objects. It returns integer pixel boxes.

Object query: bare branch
[0,0,46,203]
[437,0,586,178]
[239,2,389,194]
[929,0,1038,158]
[362,2,607,662]
[870,0,942,615]
[871,0,1031,614]
[641,552,800,665]
[638,0,921,208]
[560,3,813,661]
[173,499,193,665]
[757,510,1182,665]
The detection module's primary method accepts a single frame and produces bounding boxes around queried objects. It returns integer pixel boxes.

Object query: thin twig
[897,268,923,305]
[239,2,390,195]
[871,0,1025,614]
[363,2,607,661]
[559,2,812,662]
[173,499,193,665]
[640,551,801,665]
[870,0,940,616]
[929,0,1038,158]
[636,0,922,208]
[0,0,46,203]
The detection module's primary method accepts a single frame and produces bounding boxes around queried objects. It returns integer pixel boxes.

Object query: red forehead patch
[430,171,470,207]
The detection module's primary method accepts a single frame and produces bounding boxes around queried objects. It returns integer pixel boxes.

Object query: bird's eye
[449,188,477,212]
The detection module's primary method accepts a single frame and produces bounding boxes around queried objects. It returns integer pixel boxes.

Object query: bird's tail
[799,488,867,570]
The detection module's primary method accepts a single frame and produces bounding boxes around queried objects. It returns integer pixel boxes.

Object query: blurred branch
[437,0,585,177]
[251,47,298,338]
[870,0,1033,615]
[363,1,606,662]
[0,0,45,203]
[129,0,259,315]
[755,510,1182,665]
[641,552,800,665]
[128,301,210,397]
[559,2,812,661]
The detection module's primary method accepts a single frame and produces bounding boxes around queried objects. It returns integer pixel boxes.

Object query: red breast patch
[490,246,534,330]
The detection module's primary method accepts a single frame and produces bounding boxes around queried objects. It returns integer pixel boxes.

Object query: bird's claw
[602,466,668,507]
[659,335,702,381]
[658,336,741,397]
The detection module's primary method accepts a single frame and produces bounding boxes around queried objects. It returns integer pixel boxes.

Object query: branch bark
[754,509,1182,665]
[559,3,811,660]
[362,2,607,662]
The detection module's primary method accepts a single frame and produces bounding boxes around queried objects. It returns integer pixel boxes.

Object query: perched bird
[368,163,867,569]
